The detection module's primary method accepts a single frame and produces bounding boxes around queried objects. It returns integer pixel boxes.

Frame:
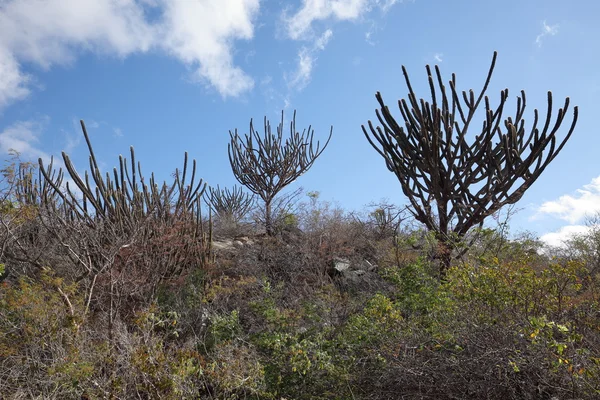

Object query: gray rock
[234,236,254,245]
[332,257,351,273]
[212,238,235,251]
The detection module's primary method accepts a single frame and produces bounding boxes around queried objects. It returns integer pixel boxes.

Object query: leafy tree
[228,111,332,236]
[363,52,578,275]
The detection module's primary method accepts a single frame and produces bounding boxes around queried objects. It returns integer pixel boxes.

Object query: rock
[212,236,256,252]
[332,257,351,273]
[235,236,254,246]
[212,238,235,251]
[328,257,382,290]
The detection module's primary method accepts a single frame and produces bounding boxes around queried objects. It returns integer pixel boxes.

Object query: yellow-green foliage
[205,341,267,398]
[0,272,90,397]
[341,293,403,353]
[447,258,585,321]
[444,258,599,393]
[0,273,81,353]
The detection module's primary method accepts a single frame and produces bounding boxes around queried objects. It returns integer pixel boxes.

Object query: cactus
[37,120,206,229]
[228,111,332,235]
[363,52,578,274]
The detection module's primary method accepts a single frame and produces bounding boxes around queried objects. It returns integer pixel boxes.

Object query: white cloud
[315,28,333,50]
[280,1,400,98]
[539,224,592,249]
[288,29,333,90]
[535,176,600,223]
[284,0,364,40]
[284,0,399,40]
[289,48,315,90]
[365,21,377,45]
[434,52,443,62]
[159,0,259,97]
[0,118,52,163]
[377,0,399,12]
[535,20,559,47]
[86,120,100,129]
[0,48,31,110]
[0,0,154,67]
[0,0,260,110]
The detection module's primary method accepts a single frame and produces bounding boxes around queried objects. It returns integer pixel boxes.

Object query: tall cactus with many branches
[33,120,211,282]
[38,121,206,228]
[3,121,212,325]
[363,52,578,275]
[229,111,332,236]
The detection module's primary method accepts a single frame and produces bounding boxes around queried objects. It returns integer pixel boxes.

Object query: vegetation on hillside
[1,54,597,399]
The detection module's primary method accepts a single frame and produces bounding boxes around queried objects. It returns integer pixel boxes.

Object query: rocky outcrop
[212,236,255,252]
[329,257,378,283]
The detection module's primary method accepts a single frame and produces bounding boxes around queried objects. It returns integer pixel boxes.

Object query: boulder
[332,257,351,273]
[212,236,255,252]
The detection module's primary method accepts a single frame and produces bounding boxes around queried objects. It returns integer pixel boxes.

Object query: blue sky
[0,0,598,246]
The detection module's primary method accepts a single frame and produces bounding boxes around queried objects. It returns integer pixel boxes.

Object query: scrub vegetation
[1,54,597,399]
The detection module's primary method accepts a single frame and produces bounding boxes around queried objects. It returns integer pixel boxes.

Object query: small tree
[363,52,578,275]
[228,111,332,236]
